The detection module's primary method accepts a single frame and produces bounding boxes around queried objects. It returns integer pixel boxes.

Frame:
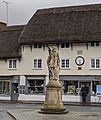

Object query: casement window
[61,43,69,48]
[91,58,100,69]
[0,80,10,95]
[61,59,69,69]
[8,59,17,69]
[91,42,99,47]
[34,44,42,48]
[33,59,42,69]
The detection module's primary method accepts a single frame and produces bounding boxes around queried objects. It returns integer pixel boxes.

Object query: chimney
[0,22,6,31]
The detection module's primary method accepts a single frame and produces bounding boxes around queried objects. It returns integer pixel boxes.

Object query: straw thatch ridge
[0,25,24,59]
[19,4,101,45]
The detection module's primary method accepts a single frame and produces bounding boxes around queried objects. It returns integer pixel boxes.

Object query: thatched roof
[19,4,101,44]
[0,25,24,59]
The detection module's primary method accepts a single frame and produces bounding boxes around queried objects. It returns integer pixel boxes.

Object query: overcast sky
[0,0,101,26]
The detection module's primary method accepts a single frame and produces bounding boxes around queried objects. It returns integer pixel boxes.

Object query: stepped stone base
[39,79,69,114]
[39,107,69,114]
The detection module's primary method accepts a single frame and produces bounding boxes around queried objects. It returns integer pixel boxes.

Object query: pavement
[0,110,15,120]
[1,100,101,107]
[7,109,101,120]
[1,100,101,120]
[1,99,101,109]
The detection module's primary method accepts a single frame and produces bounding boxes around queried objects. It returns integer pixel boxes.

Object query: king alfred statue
[39,46,68,114]
[47,47,60,80]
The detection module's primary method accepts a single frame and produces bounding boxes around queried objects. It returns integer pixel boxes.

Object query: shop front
[60,75,101,103]
[18,75,46,101]
[0,76,19,101]
[1,75,101,103]
[0,76,11,101]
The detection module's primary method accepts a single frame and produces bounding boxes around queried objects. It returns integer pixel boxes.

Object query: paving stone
[8,109,101,120]
[0,111,14,120]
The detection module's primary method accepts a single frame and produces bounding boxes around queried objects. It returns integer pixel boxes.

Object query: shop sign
[96,85,101,96]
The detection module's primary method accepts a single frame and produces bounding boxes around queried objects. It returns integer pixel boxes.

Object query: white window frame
[60,58,70,69]
[8,59,17,69]
[33,59,42,69]
[90,58,101,69]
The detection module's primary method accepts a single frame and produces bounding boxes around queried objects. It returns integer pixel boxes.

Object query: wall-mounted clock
[75,56,85,66]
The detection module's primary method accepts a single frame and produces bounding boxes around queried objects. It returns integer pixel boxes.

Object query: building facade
[0,4,101,103]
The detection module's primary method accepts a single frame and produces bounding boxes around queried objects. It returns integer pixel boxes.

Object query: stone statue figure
[47,47,60,80]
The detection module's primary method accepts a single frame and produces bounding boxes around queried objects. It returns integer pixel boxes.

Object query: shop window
[27,80,44,94]
[91,58,100,69]
[0,80,10,95]
[61,59,69,69]
[63,81,78,94]
[92,81,101,95]
[33,59,42,69]
[8,59,17,69]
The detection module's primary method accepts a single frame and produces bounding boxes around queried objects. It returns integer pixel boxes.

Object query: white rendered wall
[0,43,101,76]
[0,96,10,100]
[18,94,45,101]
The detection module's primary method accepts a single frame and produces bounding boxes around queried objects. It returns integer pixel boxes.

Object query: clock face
[75,56,85,66]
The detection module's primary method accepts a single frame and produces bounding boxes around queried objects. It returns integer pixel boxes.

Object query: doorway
[11,83,19,101]
[79,82,91,103]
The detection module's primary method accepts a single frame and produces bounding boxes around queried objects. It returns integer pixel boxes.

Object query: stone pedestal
[39,79,69,114]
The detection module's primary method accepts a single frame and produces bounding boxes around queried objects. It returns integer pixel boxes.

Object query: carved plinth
[39,79,69,114]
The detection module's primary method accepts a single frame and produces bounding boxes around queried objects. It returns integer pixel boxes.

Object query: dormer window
[61,43,69,48]
[34,44,42,48]
[91,42,99,47]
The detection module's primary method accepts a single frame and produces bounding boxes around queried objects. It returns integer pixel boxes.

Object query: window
[91,58,100,69]
[20,85,25,94]
[96,42,99,46]
[92,81,101,95]
[91,42,95,47]
[61,43,69,48]
[34,44,42,48]
[61,43,65,48]
[66,43,69,48]
[78,67,82,70]
[0,80,10,95]
[8,59,17,69]
[27,80,44,94]
[33,59,42,69]
[77,50,82,55]
[61,59,69,69]
[91,42,99,47]
[63,81,78,94]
